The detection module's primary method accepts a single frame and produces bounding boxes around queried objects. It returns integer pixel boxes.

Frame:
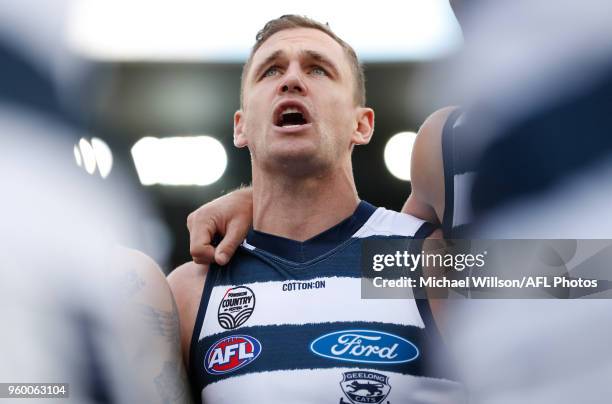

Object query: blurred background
[28,0,462,270]
[4,1,612,402]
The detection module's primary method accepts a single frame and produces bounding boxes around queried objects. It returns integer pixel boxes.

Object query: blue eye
[262,66,280,78]
[310,66,327,76]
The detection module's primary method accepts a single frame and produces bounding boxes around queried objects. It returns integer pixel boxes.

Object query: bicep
[114,247,193,403]
[167,262,208,369]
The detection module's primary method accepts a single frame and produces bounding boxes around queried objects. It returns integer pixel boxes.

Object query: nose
[278,65,306,96]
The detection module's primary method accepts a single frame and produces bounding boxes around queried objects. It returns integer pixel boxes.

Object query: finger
[186,211,195,232]
[188,215,215,257]
[189,218,216,264]
[215,220,249,266]
[188,212,213,243]
[191,244,216,265]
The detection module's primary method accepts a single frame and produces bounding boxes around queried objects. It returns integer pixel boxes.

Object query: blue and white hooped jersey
[189,201,465,404]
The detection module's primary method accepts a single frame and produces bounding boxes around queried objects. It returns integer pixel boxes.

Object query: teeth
[282,107,301,115]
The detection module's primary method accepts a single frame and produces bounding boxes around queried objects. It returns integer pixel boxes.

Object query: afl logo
[205,335,262,375]
[218,286,256,330]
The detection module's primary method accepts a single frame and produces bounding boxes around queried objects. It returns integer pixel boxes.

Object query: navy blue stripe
[0,40,76,129]
[193,321,450,389]
[451,112,482,176]
[449,224,471,239]
[189,263,220,400]
[414,222,436,239]
[229,239,365,283]
[216,236,421,286]
[246,201,377,262]
[442,109,463,238]
[471,70,612,216]
[224,247,303,283]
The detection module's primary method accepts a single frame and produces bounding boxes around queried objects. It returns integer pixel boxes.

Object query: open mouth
[274,104,311,128]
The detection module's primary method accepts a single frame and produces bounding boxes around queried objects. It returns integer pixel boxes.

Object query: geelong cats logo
[339,371,391,404]
[218,286,256,329]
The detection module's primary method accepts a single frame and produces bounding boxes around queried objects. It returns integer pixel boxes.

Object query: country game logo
[218,286,256,329]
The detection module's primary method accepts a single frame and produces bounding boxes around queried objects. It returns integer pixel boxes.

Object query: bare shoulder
[114,247,173,308]
[167,261,209,367]
[406,106,459,223]
[420,106,458,135]
[167,261,208,301]
[167,261,208,329]
[414,106,459,173]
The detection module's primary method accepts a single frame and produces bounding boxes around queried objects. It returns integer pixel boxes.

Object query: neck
[252,164,360,241]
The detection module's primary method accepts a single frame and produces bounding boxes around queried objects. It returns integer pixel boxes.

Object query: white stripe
[452,111,465,128]
[352,208,426,238]
[201,277,424,339]
[241,241,255,250]
[453,172,476,227]
[202,367,465,404]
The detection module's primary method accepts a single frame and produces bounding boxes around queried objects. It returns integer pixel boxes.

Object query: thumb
[189,217,216,264]
[215,219,249,266]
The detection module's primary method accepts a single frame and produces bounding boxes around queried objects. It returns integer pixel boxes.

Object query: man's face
[234,28,373,176]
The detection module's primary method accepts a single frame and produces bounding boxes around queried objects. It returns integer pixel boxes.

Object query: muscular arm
[402,106,458,225]
[114,248,193,404]
[167,262,209,369]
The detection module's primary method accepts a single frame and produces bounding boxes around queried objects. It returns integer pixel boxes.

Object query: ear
[233,110,248,148]
[352,107,375,146]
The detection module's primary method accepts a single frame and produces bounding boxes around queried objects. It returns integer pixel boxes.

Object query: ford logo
[310,329,419,364]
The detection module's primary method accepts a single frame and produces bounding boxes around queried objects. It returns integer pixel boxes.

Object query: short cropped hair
[240,15,366,107]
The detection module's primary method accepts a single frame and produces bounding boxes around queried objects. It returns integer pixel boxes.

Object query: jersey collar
[245,200,376,263]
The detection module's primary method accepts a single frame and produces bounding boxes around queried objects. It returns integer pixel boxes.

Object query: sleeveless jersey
[441,108,476,238]
[189,202,464,403]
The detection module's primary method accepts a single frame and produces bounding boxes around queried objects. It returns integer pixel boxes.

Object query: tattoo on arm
[138,304,181,345]
[139,298,192,403]
[121,269,146,298]
[154,361,190,404]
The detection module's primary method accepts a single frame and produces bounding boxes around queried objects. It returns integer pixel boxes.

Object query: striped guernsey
[189,201,464,403]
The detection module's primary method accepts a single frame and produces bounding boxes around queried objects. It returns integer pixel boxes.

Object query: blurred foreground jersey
[0,36,165,403]
[438,1,612,404]
[189,202,465,404]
